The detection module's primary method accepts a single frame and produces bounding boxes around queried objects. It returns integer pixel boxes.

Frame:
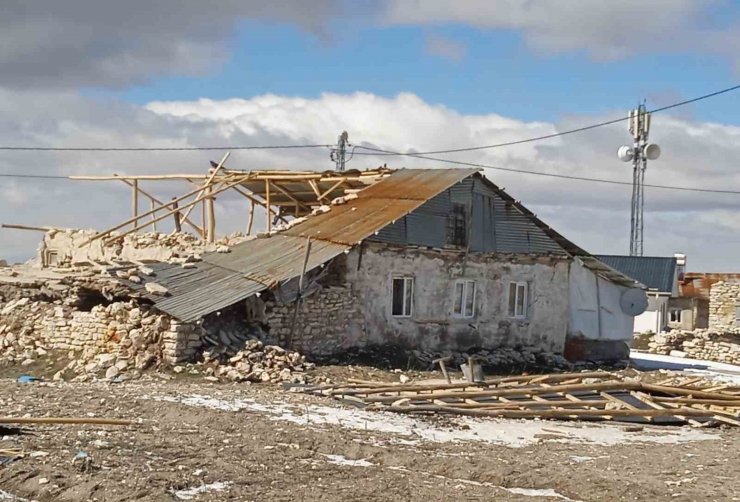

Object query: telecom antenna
[617,103,661,256]
[330,131,349,172]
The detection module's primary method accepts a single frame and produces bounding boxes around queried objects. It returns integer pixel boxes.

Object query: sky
[2,0,740,271]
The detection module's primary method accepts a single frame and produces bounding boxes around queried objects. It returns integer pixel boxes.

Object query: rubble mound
[200,339,314,384]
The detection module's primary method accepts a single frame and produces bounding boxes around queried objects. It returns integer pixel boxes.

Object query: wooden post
[172,197,181,232]
[206,185,215,243]
[132,180,139,230]
[265,180,271,233]
[247,201,255,235]
[201,199,207,239]
[288,237,312,349]
[150,201,158,232]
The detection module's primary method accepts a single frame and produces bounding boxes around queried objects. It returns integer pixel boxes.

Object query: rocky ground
[1,364,740,502]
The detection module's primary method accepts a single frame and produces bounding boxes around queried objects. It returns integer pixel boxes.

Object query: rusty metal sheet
[680,273,740,299]
[353,168,479,200]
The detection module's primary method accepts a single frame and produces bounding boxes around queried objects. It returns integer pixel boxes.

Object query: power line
[0,144,332,152]
[357,149,740,195]
[2,157,739,195]
[354,83,740,157]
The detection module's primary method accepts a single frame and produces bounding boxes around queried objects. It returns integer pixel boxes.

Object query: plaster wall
[342,243,571,354]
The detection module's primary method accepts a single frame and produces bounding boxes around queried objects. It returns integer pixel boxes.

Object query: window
[447,203,467,246]
[669,308,682,323]
[392,277,414,317]
[453,280,476,318]
[46,251,59,267]
[508,282,527,319]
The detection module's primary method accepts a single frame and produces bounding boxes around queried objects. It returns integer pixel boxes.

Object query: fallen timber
[298,372,740,427]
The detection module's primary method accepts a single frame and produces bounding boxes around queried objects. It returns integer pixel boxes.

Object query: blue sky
[100,19,739,126]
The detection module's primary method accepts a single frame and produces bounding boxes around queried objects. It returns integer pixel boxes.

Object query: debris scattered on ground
[298,371,740,427]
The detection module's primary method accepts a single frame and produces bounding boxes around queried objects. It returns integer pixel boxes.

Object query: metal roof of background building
[117,168,640,321]
[595,255,676,293]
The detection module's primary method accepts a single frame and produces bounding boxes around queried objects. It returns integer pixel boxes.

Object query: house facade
[121,169,645,361]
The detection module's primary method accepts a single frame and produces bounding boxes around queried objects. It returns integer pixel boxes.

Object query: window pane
[465,281,475,317]
[453,282,464,315]
[392,278,404,316]
[404,278,413,316]
[516,284,526,317]
[509,282,517,317]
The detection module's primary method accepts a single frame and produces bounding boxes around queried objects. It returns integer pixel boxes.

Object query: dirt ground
[1,366,740,502]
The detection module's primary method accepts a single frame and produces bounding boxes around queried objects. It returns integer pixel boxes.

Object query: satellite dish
[643,143,661,160]
[620,288,648,316]
[617,146,634,162]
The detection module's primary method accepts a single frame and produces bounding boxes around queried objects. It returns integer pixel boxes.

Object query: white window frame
[509,282,528,319]
[392,277,414,317]
[452,280,476,318]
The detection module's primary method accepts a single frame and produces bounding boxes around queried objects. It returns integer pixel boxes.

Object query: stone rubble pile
[642,329,740,365]
[39,228,252,270]
[0,275,315,384]
[198,339,314,384]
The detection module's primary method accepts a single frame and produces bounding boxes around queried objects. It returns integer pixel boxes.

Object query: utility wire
[0,144,332,152]
[2,157,739,194]
[356,149,740,195]
[354,83,740,156]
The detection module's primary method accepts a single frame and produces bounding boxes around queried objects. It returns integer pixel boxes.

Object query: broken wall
[37,229,248,268]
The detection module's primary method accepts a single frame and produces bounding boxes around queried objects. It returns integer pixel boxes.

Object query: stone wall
[0,293,201,375]
[709,281,740,332]
[266,283,365,356]
[642,329,740,365]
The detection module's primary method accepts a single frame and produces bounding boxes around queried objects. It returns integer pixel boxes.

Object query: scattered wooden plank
[0,417,132,426]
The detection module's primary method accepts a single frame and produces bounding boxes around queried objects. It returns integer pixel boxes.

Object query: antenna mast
[330,131,349,172]
[618,103,661,256]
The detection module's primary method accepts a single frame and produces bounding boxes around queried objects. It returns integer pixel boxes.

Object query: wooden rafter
[117,178,204,237]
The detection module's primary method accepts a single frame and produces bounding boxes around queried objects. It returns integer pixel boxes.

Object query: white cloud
[1,90,740,271]
[425,34,467,60]
[384,0,740,63]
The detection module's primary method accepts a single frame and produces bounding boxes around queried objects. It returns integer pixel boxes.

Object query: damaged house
[113,168,646,362]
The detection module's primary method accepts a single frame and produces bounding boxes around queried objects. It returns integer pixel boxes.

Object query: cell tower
[617,103,661,256]
[330,131,349,172]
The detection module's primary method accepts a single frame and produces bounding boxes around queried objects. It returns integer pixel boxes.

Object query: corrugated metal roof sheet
[281,168,479,245]
[594,255,676,293]
[115,168,640,321]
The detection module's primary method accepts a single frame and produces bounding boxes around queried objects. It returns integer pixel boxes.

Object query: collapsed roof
[117,168,640,322]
